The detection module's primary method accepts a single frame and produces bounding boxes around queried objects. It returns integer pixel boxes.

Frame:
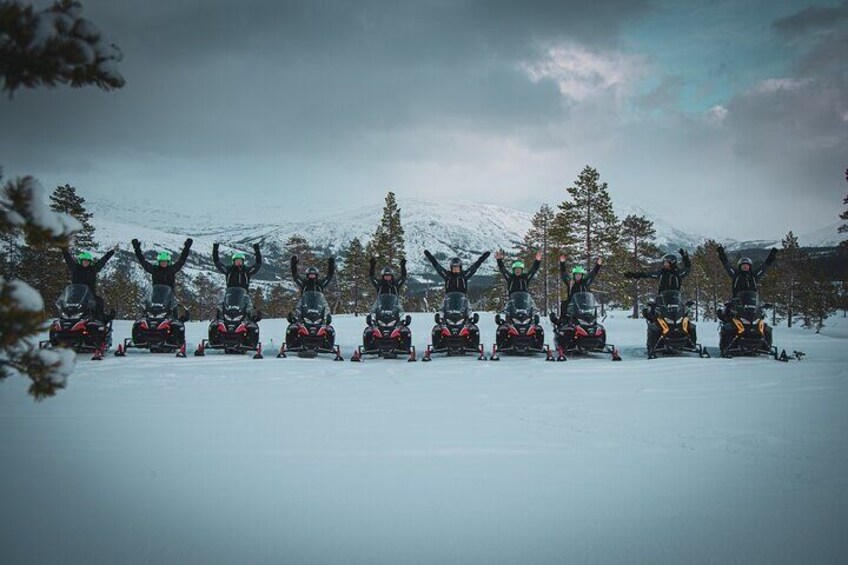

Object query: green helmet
[77,251,93,264]
[157,251,172,264]
[512,260,525,271]
[572,265,587,275]
[232,252,246,264]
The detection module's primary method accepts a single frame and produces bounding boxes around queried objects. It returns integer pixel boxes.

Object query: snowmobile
[644,290,709,359]
[40,284,113,360]
[194,287,263,358]
[490,291,551,360]
[422,292,485,361]
[717,291,791,361]
[350,294,415,362]
[550,292,621,361]
[277,290,343,360]
[115,285,189,358]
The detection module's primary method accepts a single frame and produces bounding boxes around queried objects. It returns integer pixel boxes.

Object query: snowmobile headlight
[758,320,765,335]
[657,318,670,335]
[732,318,745,334]
[682,317,689,333]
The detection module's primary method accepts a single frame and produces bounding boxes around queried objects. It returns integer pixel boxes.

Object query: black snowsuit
[369,258,407,295]
[624,252,691,293]
[557,262,601,319]
[717,247,777,296]
[61,247,115,319]
[496,258,540,294]
[213,243,262,290]
[291,257,335,294]
[424,250,490,294]
[133,239,192,289]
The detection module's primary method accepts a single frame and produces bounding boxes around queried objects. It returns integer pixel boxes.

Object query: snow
[6,279,44,312]
[1,311,846,564]
[15,177,82,237]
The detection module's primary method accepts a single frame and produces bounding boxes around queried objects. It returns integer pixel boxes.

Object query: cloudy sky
[1,0,846,239]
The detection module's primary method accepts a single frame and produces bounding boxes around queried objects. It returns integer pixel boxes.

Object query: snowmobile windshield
[570,292,597,315]
[442,292,470,323]
[296,291,329,324]
[56,284,94,318]
[372,294,403,325]
[146,285,176,317]
[657,290,686,321]
[222,287,249,315]
[506,292,536,322]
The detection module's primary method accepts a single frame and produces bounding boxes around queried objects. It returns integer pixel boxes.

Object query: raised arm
[94,247,116,272]
[677,249,691,279]
[212,243,227,274]
[559,259,570,283]
[320,257,335,288]
[173,238,193,271]
[465,251,490,280]
[496,258,511,281]
[585,260,602,287]
[525,257,541,282]
[755,248,778,280]
[369,257,379,289]
[716,246,734,278]
[249,244,262,275]
[423,250,448,279]
[132,239,154,274]
[61,247,75,270]
[395,258,407,290]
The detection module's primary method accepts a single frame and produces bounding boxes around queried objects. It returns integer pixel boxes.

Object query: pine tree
[689,240,726,321]
[620,214,659,317]
[840,168,848,252]
[368,191,406,268]
[763,232,805,327]
[797,266,838,332]
[337,237,369,315]
[265,284,296,319]
[551,166,620,270]
[285,234,316,265]
[520,204,557,313]
[99,252,143,319]
[192,272,222,321]
[50,184,96,250]
[251,287,267,317]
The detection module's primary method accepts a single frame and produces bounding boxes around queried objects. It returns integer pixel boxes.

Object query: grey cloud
[773,0,848,35]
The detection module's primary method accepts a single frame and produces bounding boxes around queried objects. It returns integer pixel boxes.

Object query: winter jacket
[424,250,490,294]
[61,247,115,294]
[291,256,335,293]
[133,239,192,288]
[213,243,262,290]
[560,262,601,298]
[624,252,691,293]
[497,257,541,294]
[717,247,777,296]
[369,258,407,295]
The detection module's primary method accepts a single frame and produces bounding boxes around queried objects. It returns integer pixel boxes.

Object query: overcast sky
[2,0,846,239]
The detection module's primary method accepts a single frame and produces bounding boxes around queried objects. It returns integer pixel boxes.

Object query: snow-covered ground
[2,312,847,564]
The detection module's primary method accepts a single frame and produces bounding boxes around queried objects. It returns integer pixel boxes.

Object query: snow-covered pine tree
[368,191,406,268]
[100,251,143,319]
[620,214,659,318]
[761,231,805,327]
[50,184,96,249]
[551,166,620,270]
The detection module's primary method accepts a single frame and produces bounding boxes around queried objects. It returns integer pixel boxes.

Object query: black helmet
[449,257,462,270]
[737,257,753,268]
[306,266,319,279]
[662,253,677,266]
[381,266,394,278]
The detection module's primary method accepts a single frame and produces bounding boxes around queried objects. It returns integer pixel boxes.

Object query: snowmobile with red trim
[40,284,113,359]
[549,292,621,361]
[277,290,342,360]
[645,290,709,359]
[717,291,793,361]
[422,292,485,361]
[195,287,263,358]
[114,285,189,358]
[490,291,550,360]
[351,294,415,362]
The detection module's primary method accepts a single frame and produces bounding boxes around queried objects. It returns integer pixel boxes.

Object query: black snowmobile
[422,292,485,361]
[550,292,621,361]
[490,291,550,360]
[718,291,792,360]
[115,285,190,357]
[278,290,343,360]
[645,290,709,359]
[351,294,415,362]
[40,283,113,360]
[195,287,263,358]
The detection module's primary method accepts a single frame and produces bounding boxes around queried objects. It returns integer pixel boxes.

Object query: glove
[678,248,688,257]
[768,248,778,260]
[291,255,298,264]
[370,257,376,267]
[424,249,431,257]
[185,238,193,247]
[131,238,140,248]
[400,258,407,267]
[481,251,490,258]
[253,243,260,252]
[716,245,725,254]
